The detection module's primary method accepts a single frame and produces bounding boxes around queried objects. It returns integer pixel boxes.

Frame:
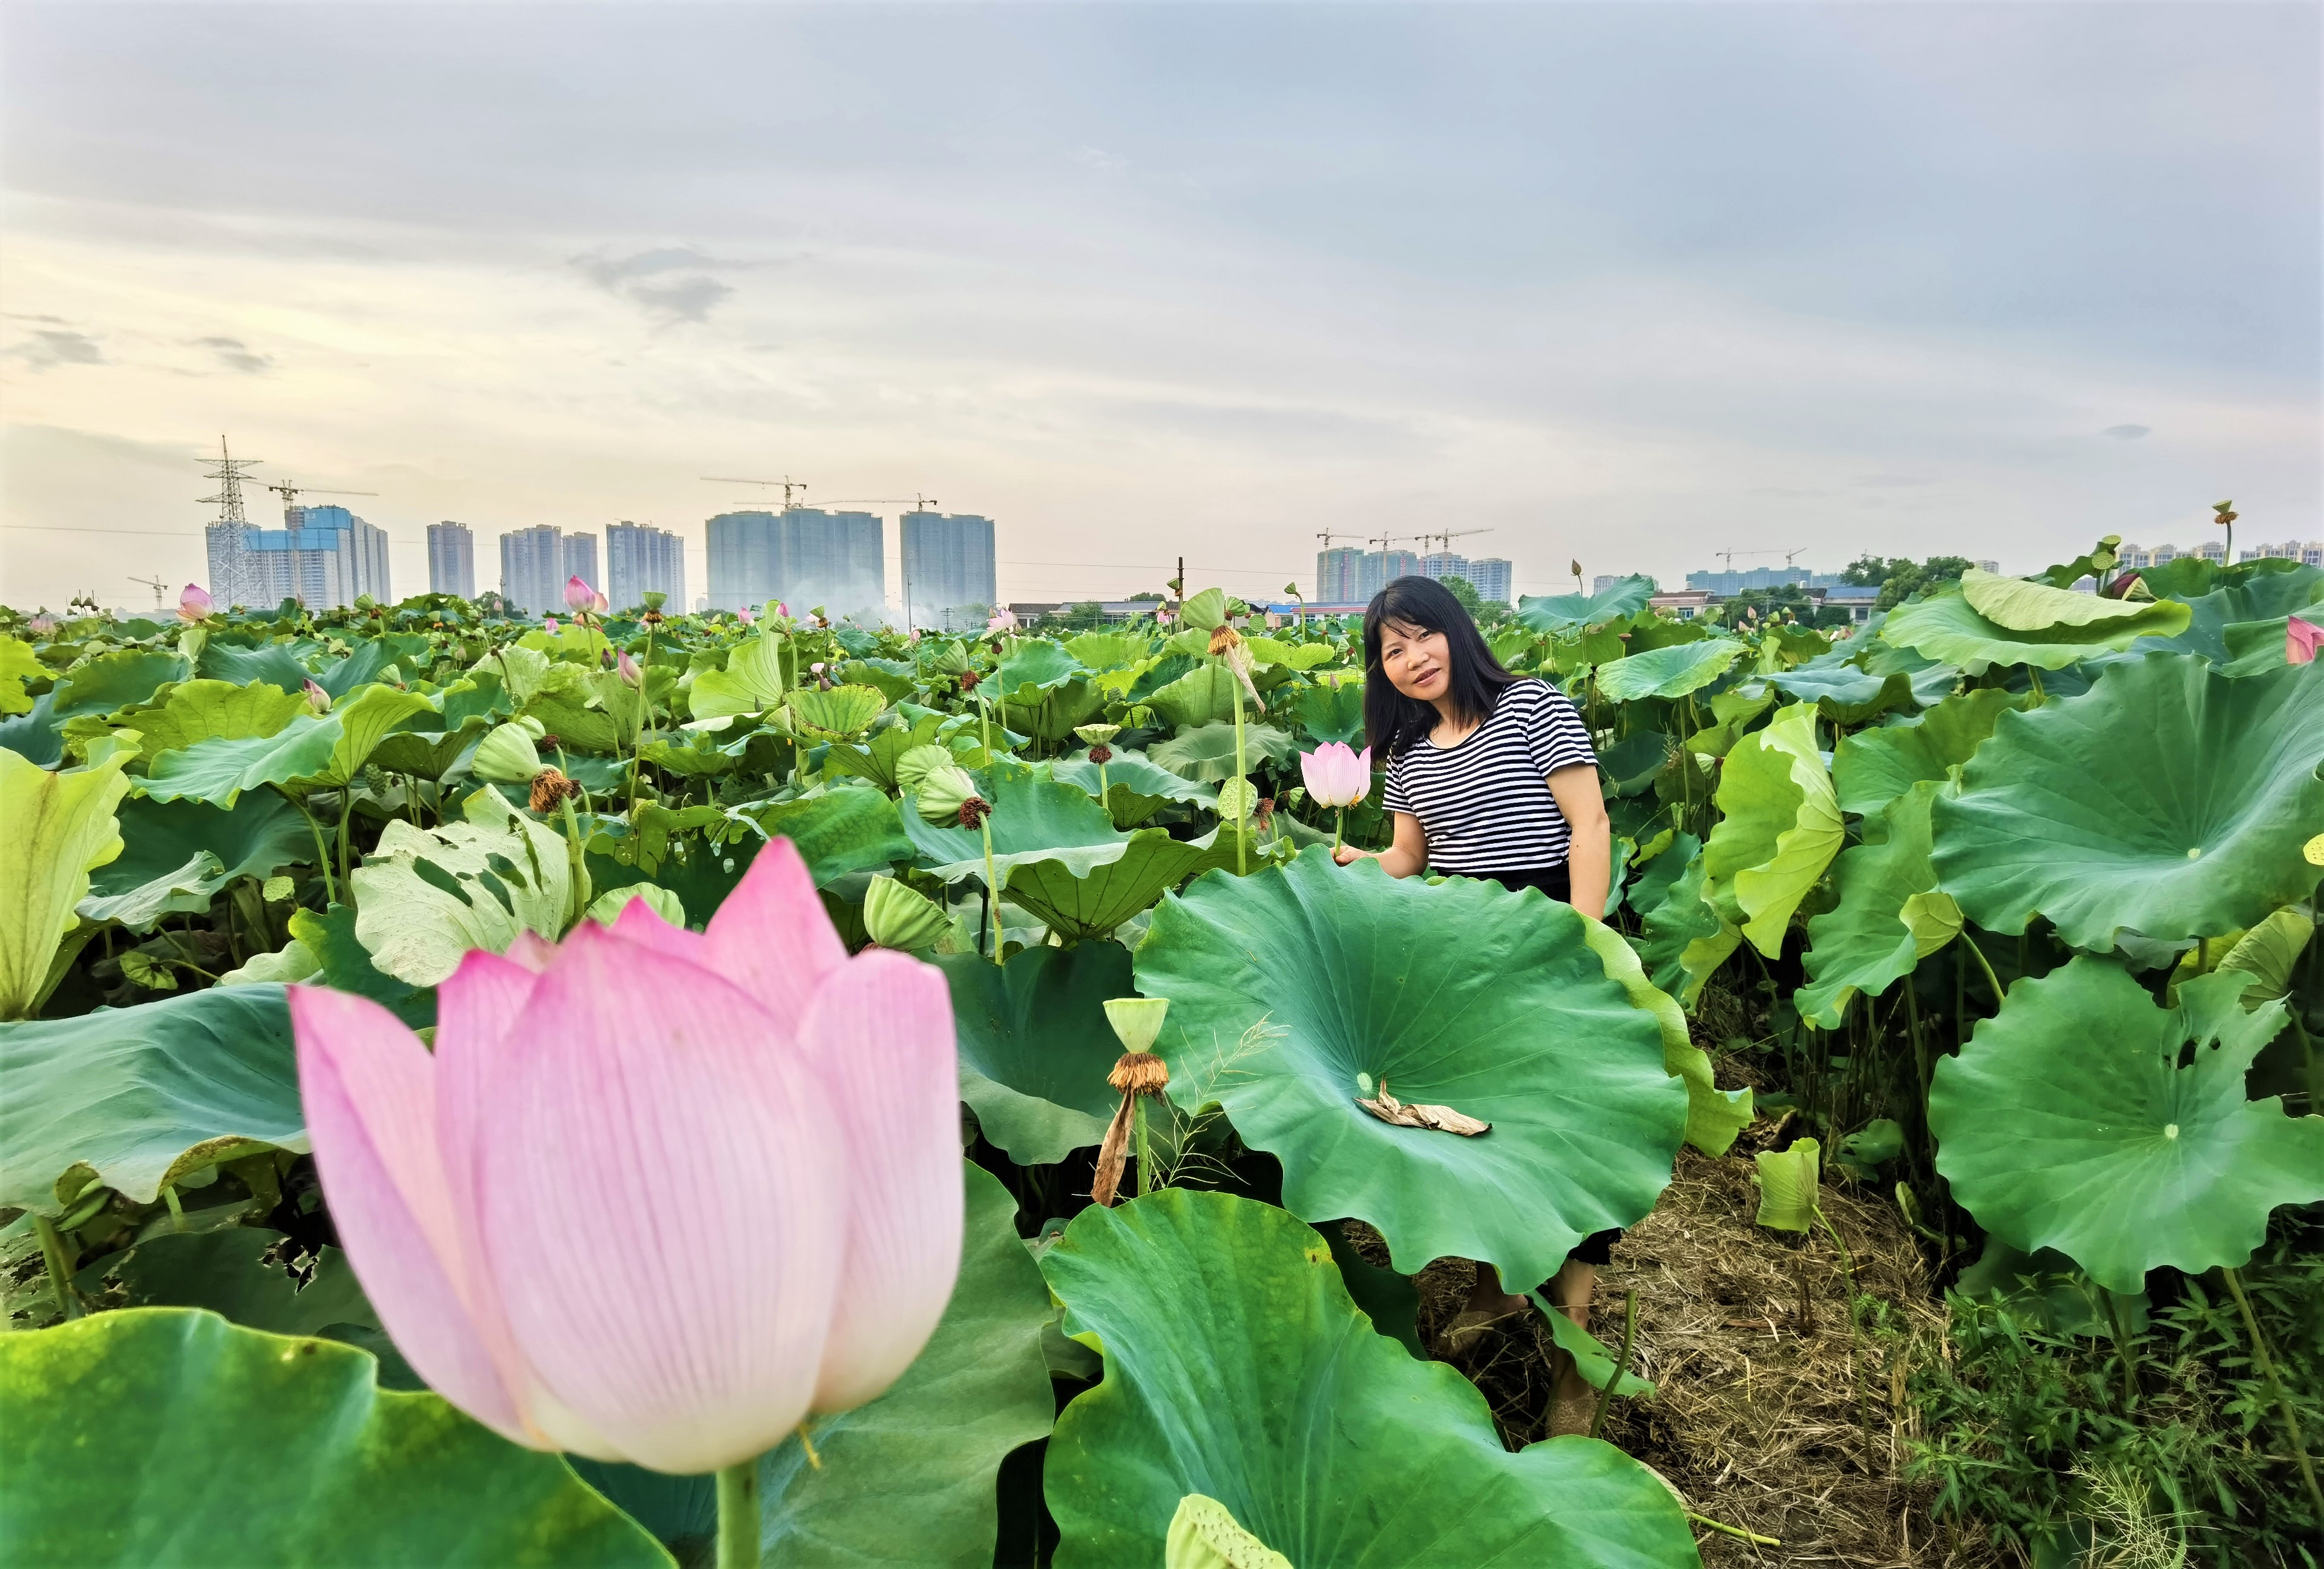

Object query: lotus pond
[2,550,2320,1567]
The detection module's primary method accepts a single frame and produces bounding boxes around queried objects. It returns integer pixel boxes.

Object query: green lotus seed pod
[914,764,985,826]
[1074,722,1121,747]
[471,720,546,783]
[1164,1495,1291,1569]
[894,743,956,798]
[1103,996,1170,1055]
[1214,778,1258,823]
[864,875,954,952]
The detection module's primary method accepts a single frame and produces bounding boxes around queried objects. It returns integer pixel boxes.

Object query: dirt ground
[1384,1143,2000,1567]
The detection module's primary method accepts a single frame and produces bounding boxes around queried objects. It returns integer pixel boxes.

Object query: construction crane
[128,574,172,608]
[703,476,809,510]
[1414,526,1493,557]
[266,481,379,519]
[1715,547,1804,571]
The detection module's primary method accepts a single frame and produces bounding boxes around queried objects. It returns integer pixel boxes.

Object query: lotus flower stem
[1687,1513,1780,1548]
[1587,1288,1636,1439]
[1962,933,2004,1006]
[1333,806,1344,855]
[715,1458,760,1569]
[1132,1095,1151,1199]
[335,791,355,907]
[161,1183,186,1232]
[295,796,339,906]
[559,794,592,933]
[32,1214,76,1321]
[1231,686,1248,875]
[980,816,1002,965]
[2221,1266,2324,1525]
[1097,758,1109,803]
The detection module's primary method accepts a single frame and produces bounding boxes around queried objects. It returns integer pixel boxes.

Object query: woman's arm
[1333,811,1428,878]
[1547,763,1611,919]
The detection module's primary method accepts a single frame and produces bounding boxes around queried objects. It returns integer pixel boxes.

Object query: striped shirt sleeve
[1380,749,1411,814]
[1521,683,1598,777]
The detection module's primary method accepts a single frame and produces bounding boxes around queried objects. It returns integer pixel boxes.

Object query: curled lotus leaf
[1039,1189,1698,1568]
[1929,959,2324,1294]
[1702,701,1842,959]
[1880,582,2190,673]
[1,749,130,1019]
[941,942,1132,1164]
[1796,781,1955,1029]
[1515,576,1656,634]
[1831,688,2023,817]
[1929,654,2324,952]
[1591,639,1746,702]
[1579,916,1752,1155]
[1753,1137,1822,1232]
[1959,568,2181,634]
[785,682,888,740]
[1134,848,1686,1286]
[1148,720,1295,783]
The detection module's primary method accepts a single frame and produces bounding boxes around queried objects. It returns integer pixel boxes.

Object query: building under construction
[199,441,390,610]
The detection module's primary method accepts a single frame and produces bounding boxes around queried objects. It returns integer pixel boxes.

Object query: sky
[2,2,2318,614]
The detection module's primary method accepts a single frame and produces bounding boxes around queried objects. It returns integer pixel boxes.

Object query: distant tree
[1125,591,1166,603]
[1045,600,1109,631]
[1439,574,1486,618]
[1875,554,1975,611]
[1842,554,1910,587]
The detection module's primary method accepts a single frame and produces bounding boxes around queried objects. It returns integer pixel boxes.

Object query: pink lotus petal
[704,838,846,1024]
[291,986,529,1446]
[504,930,560,973]
[178,584,212,621]
[2288,616,2322,665]
[438,949,546,1061]
[609,890,701,963]
[564,576,594,613]
[799,950,963,1412]
[467,928,845,1473]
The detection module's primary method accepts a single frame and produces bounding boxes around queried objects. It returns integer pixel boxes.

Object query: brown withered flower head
[1207,624,1241,657]
[956,795,993,829]
[957,668,982,692]
[530,767,580,813]
[1108,1052,1169,1096]
[536,733,562,752]
[1088,743,1114,765]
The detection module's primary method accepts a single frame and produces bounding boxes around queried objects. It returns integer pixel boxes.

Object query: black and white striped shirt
[1380,679,1598,875]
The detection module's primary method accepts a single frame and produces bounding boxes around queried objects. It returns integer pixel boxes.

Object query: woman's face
[1377,619,1450,704]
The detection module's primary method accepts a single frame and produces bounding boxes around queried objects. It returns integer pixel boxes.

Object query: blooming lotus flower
[1300,743,1371,809]
[27,614,56,636]
[986,609,1017,634]
[2288,616,2322,665]
[739,606,757,626]
[303,679,331,714]
[543,616,560,634]
[289,843,961,1474]
[616,650,642,687]
[178,584,212,622]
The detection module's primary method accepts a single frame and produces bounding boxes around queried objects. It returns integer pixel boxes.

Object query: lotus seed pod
[894,744,956,797]
[473,721,547,784]
[1103,996,1170,1055]
[1164,1495,1292,1569]
[1074,723,1121,747]
[863,876,954,953]
[914,764,985,826]
[1213,778,1258,823]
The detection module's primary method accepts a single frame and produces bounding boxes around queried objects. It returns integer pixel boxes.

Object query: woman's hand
[1338,812,1427,878]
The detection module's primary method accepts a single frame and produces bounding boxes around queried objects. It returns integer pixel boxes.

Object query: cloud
[194,335,272,373]
[7,328,105,368]
[570,246,735,322]
[2099,423,2152,439]
[1072,146,1129,172]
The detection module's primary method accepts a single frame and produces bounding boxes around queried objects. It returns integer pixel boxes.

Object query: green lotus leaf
[1177,587,1230,631]
[1063,631,1154,671]
[822,711,962,792]
[312,636,426,699]
[350,786,574,985]
[370,715,493,780]
[2211,907,2313,1008]
[71,1226,376,1340]
[1516,576,1656,634]
[0,691,62,766]
[1578,916,1752,1155]
[573,1162,1054,1569]
[120,677,309,763]
[1050,748,1220,829]
[1880,583,2190,673]
[1753,1137,1822,1231]
[140,713,341,806]
[1952,1240,2146,1340]
[941,942,1131,1163]
[0,635,41,716]
[50,648,190,720]
[1145,664,1243,729]
[1039,1189,1698,1568]
[198,637,317,693]
[79,792,310,933]
[861,873,958,953]
[1633,850,1738,1008]
[1596,729,1672,798]
[0,985,304,1215]
[1831,688,2023,817]
[999,674,1109,741]
[1680,686,1773,757]
[290,903,434,1028]
[1147,720,1295,783]
[584,883,686,929]
[1763,665,1917,725]
[1,749,131,1019]
[1005,828,1244,942]
[1134,849,1686,1285]
[838,655,919,702]
[2133,560,2324,663]
[1292,676,1367,746]
[2217,601,2324,676]
[474,643,554,709]
[1958,568,2179,634]
[1702,701,1842,959]
[1929,654,2324,951]
[787,682,888,740]
[0,1309,671,1568]
[218,936,321,987]
[1592,638,1746,702]
[1929,959,2324,1293]
[521,665,624,754]
[1797,781,1957,1028]
[996,640,1088,696]
[904,761,1124,876]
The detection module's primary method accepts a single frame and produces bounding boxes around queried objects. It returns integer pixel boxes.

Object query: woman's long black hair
[1361,574,1517,760]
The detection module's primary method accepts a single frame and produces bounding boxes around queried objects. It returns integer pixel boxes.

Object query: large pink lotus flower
[289,841,962,1475]
[2288,615,2322,665]
[1299,742,1372,809]
[564,575,595,613]
[986,608,1018,634]
[178,583,213,622]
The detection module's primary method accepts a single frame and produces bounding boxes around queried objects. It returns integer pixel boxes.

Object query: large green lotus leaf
[1147,720,1295,783]
[1177,587,1230,631]
[996,640,1087,696]
[49,648,190,720]
[1797,782,1957,1028]
[1050,749,1220,829]
[125,677,309,762]
[2134,560,2324,663]
[1880,584,2190,673]
[0,691,64,766]
[904,763,1129,882]
[1040,1190,1698,1568]
[1633,850,1738,1008]
[1515,576,1657,634]
[0,985,304,1215]
[0,1308,671,1568]
[73,1227,376,1338]
[1929,959,2324,1293]
[350,786,573,985]
[1831,688,2023,817]
[1135,849,1686,1284]
[1579,916,1752,1155]
[141,712,341,806]
[820,711,950,792]
[0,635,41,716]
[1292,676,1367,746]
[786,682,888,740]
[1958,567,2182,634]
[999,675,1109,742]
[523,663,626,754]
[1063,630,1153,671]
[1679,685,1773,758]
[750,791,916,887]
[1004,829,1244,942]
[1592,639,1746,702]
[838,656,919,702]
[573,1162,1054,1569]
[1144,664,1242,729]
[197,637,317,692]
[312,636,427,700]
[940,944,1129,1163]
[290,903,435,1028]
[79,791,311,932]
[370,717,493,781]
[0,750,130,1019]
[1763,665,1917,726]
[1930,654,2324,951]
[1702,701,1842,959]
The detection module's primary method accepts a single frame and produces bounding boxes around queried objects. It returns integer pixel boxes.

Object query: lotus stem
[295,795,337,905]
[2221,1266,2324,1526]
[1963,933,2004,1006]
[1133,1094,1150,1199]
[33,1214,76,1321]
[162,1183,186,1232]
[1097,758,1110,806]
[980,817,1002,965]
[2101,1285,2139,1410]
[715,1458,760,1569]
[1588,1288,1638,1439]
[559,795,592,934]
[335,790,355,907]
[1232,684,1248,875]
[1333,805,1344,855]
[2026,665,2045,706]
[1687,1513,1780,1547]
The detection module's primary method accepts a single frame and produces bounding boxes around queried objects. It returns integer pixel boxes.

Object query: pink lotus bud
[543,616,560,634]
[303,679,331,713]
[810,661,826,676]
[772,601,789,620]
[287,842,962,1473]
[178,584,213,622]
[739,607,757,626]
[565,576,594,612]
[27,614,56,636]
[617,650,642,687]
[2290,616,2322,665]
[594,591,609,614]
[1299,742,1372,809]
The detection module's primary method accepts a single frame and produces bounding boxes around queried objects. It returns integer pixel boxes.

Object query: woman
[1331,574,1615,1435]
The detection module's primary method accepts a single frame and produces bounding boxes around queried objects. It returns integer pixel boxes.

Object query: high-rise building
[705,508,885,619]
[208,504,390,610]
[499,525,570,616]
[606,521,686,610]
[561,532,599,595]
[1684,565,1851,594]
[900,511,996,631]
[1419,553,1514,606]
[427,522,476,598]
[1358,549,1421,602]
[2240,538,2324,567]
[1315,547,1365,603]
